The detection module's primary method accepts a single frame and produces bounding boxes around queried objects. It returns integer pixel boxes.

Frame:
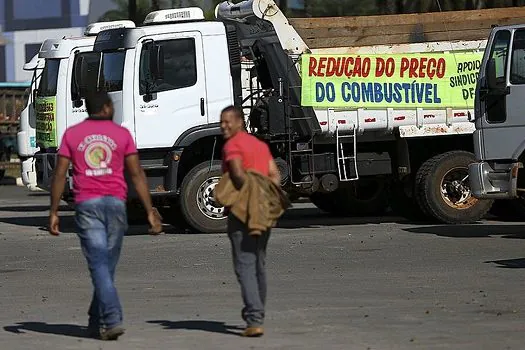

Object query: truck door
[479,28,525,161]
[133,32,207,149]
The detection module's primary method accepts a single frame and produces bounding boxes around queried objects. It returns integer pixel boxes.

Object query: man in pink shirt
[49,91,161,340]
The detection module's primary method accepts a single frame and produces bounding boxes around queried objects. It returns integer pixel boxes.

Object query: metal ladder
[336,125,359,182]
[288,135,316,186]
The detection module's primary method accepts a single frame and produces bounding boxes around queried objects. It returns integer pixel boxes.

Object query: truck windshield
[37,59,60,97]
[72,51,126,97]
[510,29,525,85]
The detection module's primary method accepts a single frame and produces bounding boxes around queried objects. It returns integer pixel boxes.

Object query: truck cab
[71,8,240,231]
[17,54,44,190]
[34,20,136,192]
[469,25,525,200]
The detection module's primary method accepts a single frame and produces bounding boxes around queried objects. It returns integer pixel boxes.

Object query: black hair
[221,105,244,120]
[85,90,112,115]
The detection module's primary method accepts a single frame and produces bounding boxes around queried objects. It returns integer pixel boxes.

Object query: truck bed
[290,6,525,48]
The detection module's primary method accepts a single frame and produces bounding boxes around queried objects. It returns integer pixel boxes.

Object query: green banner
[301,52,483,108]
[35,96,58,148]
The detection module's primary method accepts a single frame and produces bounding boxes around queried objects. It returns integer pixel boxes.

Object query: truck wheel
[310,179,388,216]
[415,151,493,224]
[310,191,338,213]
[340,179,388,216]
[387,177,430,221]
[179,161,227,233]
[0,151,7,182]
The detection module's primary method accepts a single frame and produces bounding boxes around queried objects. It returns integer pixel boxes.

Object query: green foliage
[306,0,377,16]
[100,0,525,23]
[99,0,152,23]
[99,0,220,23]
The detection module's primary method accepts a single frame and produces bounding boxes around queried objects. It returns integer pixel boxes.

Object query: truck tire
[310,191,338,213]
[310,179,388,216]
[0,151,7,182]
[179,161,227,233]
[387,176,430,221]
[415,151,493,224]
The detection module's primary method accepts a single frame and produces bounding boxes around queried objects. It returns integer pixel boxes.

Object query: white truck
[35,0,495,232]
[469,24,525,217]
[32,20,136,191]
[17,54,44,190]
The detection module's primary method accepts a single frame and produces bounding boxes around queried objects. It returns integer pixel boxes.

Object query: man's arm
[49,155,70,236]
[228,158,246,190]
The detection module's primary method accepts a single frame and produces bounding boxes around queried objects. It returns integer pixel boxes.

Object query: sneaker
[99,326,125,341]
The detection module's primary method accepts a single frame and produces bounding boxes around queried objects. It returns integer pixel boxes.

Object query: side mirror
[486,58,498,90]
[74,56,84,93]
[79,58,91,91]
[149,44,164,81]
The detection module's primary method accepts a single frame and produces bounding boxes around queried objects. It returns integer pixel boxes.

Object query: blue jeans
[74,196,128,329]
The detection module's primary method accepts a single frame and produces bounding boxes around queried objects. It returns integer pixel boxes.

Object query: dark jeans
[228,214,271,328]
[75,196,128,329]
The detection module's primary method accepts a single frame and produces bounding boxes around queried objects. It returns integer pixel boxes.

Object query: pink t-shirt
[58,119,138,204]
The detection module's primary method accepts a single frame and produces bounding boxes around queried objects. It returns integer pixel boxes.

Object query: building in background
[0,0,302,83]
[0,0,92,83]
[0,0,208,83]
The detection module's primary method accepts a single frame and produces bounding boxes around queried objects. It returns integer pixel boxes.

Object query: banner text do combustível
[301,52,483,109]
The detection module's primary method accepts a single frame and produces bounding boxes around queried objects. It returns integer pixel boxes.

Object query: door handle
[200,98,205,116]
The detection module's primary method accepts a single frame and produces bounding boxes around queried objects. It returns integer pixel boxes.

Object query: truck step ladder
[336,125,359,182]
[288,136,316,185]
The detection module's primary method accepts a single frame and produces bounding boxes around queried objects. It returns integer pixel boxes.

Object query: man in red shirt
[220,105,281,337]
[49,91,161,340]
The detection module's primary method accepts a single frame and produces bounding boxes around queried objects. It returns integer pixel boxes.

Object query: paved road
[0,185,524,349]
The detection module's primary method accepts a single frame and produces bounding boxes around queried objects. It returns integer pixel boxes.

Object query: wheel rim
[440,167,477,210]
[196,176,226,220]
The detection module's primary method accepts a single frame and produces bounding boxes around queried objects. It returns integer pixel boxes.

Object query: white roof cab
[84,20,136,36]
[143,8,205,24]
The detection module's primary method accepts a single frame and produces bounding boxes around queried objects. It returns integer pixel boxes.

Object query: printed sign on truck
[35,96,57,149]
[301,52,483,109]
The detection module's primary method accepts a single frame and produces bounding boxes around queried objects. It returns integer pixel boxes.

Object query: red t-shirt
[58,119,138,204]
[222,131,272,176]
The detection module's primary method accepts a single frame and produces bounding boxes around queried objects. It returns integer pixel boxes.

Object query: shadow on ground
[404,224,525,239]
[0,205,71,213]
[0,214,77,234]
[276,206,412,229]
[147,320,243,336]
[485,258,525,269]
[0,204,412,235]
[3,322,90,339]
[0,177,17,186]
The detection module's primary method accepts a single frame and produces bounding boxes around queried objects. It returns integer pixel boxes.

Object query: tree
[306,0,376,16]
[100,0,213,23]
[99,0,152,23]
